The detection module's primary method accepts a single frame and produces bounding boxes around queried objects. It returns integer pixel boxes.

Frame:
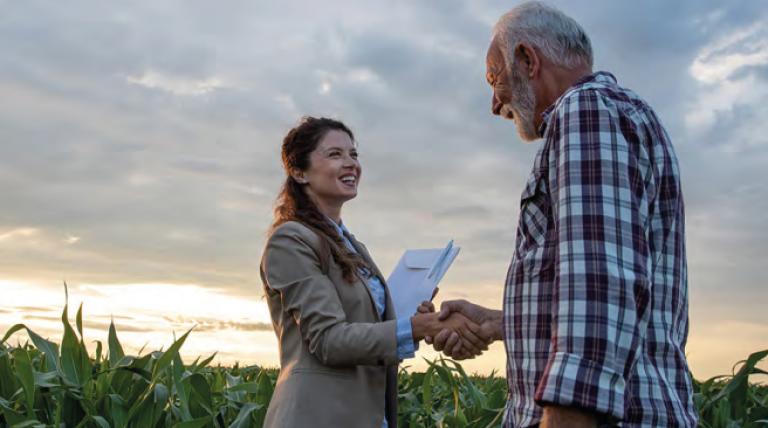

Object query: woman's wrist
[410,313,438,341]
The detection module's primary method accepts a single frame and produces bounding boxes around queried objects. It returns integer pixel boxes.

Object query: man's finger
[425,335,433,344]
[432,329,452,352]
[449,333,463,356]
[460,324,489,351]
[457,327,486,353]
[444,331,461,356]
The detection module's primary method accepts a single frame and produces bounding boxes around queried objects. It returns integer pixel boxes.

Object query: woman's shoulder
[268,220,322,247]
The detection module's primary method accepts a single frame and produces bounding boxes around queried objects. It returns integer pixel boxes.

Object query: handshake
[410,298,504,360]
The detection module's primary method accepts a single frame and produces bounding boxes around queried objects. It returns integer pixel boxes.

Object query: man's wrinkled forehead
[485,38,505,82]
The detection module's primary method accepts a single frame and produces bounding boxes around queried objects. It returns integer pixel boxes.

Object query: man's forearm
[484,309,504,341]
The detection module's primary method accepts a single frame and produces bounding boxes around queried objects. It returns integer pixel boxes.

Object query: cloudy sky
[1,0,766,378]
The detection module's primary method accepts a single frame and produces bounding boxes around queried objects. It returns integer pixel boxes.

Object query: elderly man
[430,2,698,427]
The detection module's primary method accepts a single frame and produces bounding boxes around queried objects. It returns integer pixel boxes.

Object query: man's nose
[491,93,502,115]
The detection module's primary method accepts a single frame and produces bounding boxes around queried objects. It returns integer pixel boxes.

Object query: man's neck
[536,65,593,117]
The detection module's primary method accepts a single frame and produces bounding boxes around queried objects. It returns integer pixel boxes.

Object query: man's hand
[540,405,598,428]
[431,300,502,359]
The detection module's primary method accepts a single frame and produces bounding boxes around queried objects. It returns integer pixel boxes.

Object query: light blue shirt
[328,219,415,428]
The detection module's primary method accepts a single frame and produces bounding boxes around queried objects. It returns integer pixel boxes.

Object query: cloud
[0,228,40,242]
[685,19,768,136]
[126,71,228,96]
[690,21,768,84]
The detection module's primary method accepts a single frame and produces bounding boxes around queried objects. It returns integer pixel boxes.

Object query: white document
[387,240,460,320]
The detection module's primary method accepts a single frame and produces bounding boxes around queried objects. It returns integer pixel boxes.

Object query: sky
[1,0,767,379]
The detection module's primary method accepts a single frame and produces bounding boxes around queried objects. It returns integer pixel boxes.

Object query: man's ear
[514,42,540,79]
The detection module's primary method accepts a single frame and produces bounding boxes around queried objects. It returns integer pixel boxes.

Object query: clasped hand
[410,301,491,360]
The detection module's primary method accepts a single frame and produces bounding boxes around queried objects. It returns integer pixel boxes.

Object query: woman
[260,117,487,427]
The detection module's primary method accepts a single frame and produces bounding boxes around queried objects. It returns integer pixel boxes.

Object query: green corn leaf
[0,352,18,398]
[33,370,59,388]
[76,303,84,342]
[9,420,46,428]
[422,366,434,415]
[173,416,213,428]
[196,352,217,370]
[188,373,213,416]
[152,329,192,380]
[60,303,82,385]
[108,394,128,428]
[0,324,26,345]
[227,403,261,428]
[172,352,193,421]
[91,415,110,428]
[255,370,273,407]
[226,382,261,394]
[94,340,103,365]
[25,328,60,373]
[12,349,35,419]
[108,319,125,367]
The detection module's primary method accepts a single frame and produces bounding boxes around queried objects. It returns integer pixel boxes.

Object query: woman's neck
[313,197,342,224]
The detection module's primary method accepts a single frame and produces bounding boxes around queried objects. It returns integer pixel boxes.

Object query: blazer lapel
[345,233,395,322]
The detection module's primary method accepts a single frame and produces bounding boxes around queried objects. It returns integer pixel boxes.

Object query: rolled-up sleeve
[534,92,652,420]
[396,317,416,359]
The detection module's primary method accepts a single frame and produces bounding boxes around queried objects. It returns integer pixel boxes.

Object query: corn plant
[0,295,766,427]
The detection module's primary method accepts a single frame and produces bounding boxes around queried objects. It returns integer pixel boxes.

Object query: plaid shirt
[502,72,697,427]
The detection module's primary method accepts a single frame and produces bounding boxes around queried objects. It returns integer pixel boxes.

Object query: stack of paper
[387,240,460,319]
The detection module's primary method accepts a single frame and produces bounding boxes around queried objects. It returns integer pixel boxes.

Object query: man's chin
[513,120,540,142]
[517,130,540,143]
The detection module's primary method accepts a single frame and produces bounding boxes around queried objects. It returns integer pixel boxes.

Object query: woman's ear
[291,170,307,184]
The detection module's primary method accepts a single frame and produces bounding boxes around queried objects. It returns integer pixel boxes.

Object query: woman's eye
[351,152,359,159]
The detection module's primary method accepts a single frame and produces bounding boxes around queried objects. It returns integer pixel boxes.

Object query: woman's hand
[415,287,439,342]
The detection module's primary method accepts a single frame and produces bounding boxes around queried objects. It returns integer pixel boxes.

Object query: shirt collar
[538,71,617,136]
[325,215,350,238]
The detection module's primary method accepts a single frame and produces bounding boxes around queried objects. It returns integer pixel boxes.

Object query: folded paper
[387,240,460,320]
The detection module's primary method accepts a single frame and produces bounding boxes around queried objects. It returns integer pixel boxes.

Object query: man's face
[486,38,539,142]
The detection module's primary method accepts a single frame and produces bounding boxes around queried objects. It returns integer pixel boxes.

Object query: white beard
[506,67,539,142]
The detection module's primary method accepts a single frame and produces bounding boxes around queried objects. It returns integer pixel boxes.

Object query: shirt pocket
[515,170,555,274]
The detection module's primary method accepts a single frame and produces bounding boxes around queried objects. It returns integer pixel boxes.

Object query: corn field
[0,301,766,428]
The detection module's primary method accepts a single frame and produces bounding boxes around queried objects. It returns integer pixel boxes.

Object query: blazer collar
[342,230,395,322]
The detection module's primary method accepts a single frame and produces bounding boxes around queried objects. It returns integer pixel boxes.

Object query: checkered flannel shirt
[502,72,698,427]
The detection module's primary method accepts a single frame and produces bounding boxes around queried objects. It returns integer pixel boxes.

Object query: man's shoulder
[552,77,651,122]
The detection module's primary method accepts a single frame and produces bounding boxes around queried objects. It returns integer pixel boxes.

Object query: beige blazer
[260,221,401,428]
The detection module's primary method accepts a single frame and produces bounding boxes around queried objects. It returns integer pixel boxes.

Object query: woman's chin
[338,190,358,202]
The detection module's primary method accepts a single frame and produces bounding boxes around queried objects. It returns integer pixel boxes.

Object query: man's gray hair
[492,1,593,69]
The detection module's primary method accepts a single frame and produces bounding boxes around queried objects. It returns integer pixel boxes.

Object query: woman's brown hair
[272,116,368,283]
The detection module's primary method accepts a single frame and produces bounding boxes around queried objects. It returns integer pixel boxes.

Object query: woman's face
[300,129,361,208]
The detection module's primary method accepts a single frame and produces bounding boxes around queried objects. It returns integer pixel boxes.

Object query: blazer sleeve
[262,223,400,367]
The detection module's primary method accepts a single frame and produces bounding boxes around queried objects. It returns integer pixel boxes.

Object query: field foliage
[0,299,766,427]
